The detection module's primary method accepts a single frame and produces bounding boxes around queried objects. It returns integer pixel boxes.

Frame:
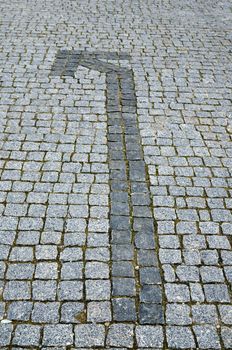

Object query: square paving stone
[136,325,164,348]
[85,247,109,262]
[111,192,129,203]
[85,262,109,279]
[75,324,105,347]
[35,245,58,260]
[190,283,205,302]
[111,181,128,192]
[192,305,218,324]
[193,325,221,349]
[87,233,109,247]
[13,325,41,346]
[6,263,34,280]
[61,302,85,323]
[0,324,13,346]
[167,326,196,349]
[200,266,224,282]
[43,325,73,346]
[86,279,111,300]
[9,246,33,262]
[35,262,58,279]
[58,281,83,301]
[129,161,146,181]
[106,324,134,348]
[61,262,83,280]
[0,231,16,245]
[33,280,57,301]
[7,301,33,321]
[41,231,62,244]
[87,301,111,322]
[159,249,182,264]
[111,202,129,215]
[200,250,219,265]
[131,193,151,206]
[165,283,190,302]
[204,284,230,302]
[176,265,199,282]
[222,327,232,349]
[64,232,85,246]
[166,304,191,325]
[32,302,59,323]
[219,305,232,325]
[4,281,31,300]
[60,247,83,261]
[221,251,232,265]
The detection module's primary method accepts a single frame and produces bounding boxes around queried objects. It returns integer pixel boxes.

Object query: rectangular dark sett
[108,126,122,134]
[126,142,143,152]
[110,168,127,180]
[140,267,162,284]
[109,160,126,170]
[110,181,128,191]
[133,217,154,233]
[110,216,131,231]
[111,230,132,244]
[129,161,146,181]
[109,150,125,160]
[133,206,152,217]
[135,232,156,249]
[108,141,123,150]
[113,298,137,321]
[141,285,163,303]
[108,134,123,142]
[110,192,129,202]
[132,192,151,205]
[127,150,143,160]
[139,303,164,324]
[112,278,136,297]
[111,244,134,261]
[131,182,149,193]
[111,202,130,215]
[112,261,134,277]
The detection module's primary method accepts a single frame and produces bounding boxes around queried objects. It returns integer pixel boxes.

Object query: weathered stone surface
[0,0,231,347]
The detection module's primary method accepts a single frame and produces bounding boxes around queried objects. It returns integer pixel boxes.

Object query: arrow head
[51,50,130,77]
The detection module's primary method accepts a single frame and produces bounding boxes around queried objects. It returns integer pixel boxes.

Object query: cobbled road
[0,0,232,349]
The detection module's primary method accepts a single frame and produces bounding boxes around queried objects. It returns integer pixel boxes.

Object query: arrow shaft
[51,50,164,325]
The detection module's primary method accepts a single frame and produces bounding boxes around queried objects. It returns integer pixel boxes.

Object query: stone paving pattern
[0,0,232,349]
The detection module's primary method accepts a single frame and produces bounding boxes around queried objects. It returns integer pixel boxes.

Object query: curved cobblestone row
[0,0,232,349]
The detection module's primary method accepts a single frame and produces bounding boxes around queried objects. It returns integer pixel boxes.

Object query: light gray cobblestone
[0,0,231,347]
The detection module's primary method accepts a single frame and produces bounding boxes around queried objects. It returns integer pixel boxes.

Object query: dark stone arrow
[51,50,164,324]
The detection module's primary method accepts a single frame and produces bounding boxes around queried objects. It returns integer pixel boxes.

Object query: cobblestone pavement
[0,0,232,349]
